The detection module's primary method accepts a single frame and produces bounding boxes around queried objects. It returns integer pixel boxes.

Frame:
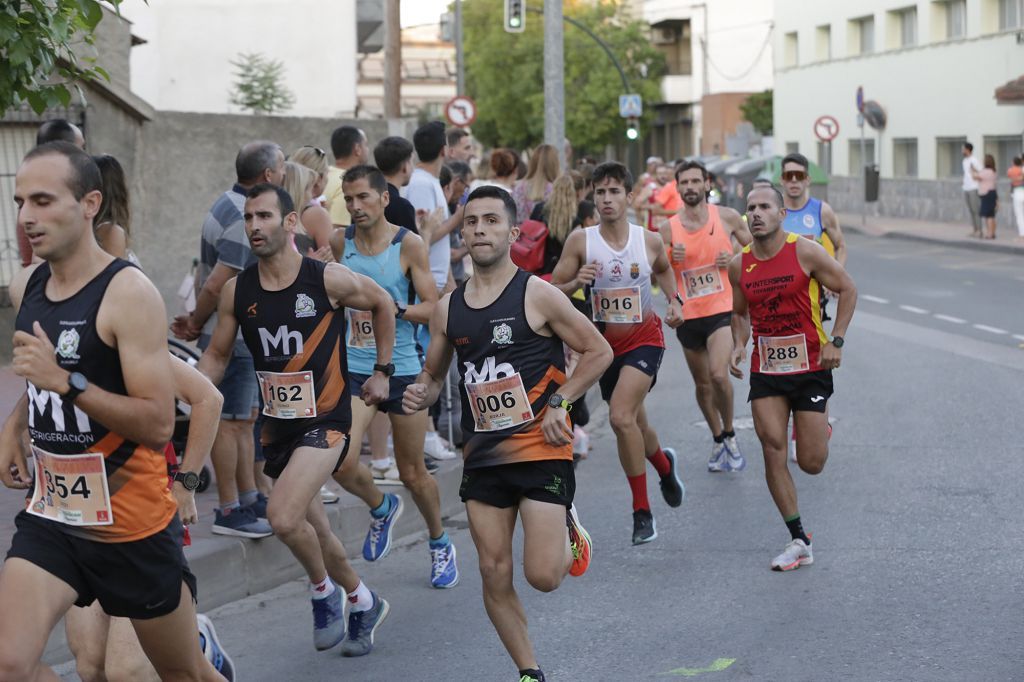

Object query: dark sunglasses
[782,170,807,182]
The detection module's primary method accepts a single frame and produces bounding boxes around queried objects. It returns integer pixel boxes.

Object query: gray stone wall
[827,175,1015,224]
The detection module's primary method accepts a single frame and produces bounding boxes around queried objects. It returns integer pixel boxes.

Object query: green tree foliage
[0,0,124,115]
[229,53,295,115]
[740,89,773,135]
[462,0,666,153]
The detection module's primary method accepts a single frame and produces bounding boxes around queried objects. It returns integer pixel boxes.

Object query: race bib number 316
[682,264,724,299]
[258,371,318,419]
[758,334,809,374]
[28,447,113,526]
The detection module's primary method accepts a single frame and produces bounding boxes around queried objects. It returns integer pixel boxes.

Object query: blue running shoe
[340,592,390,657]
[244,492,269,521]
[311,587,345,651]
[197,614,235,681]
[430,541,459,589]
[363,493,404,561]
[723,435,746,472]
[212,506,273,539]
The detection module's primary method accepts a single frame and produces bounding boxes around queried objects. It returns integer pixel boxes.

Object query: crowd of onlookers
[961,141,1024,241]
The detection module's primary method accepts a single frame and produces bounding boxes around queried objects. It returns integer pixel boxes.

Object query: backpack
[511,219,549,273]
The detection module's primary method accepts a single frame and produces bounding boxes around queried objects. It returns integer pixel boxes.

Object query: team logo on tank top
[56,328,81,360]
[609,258,624,282]
[294,293,316,318]
[803,214,815,229]
[630,262,640,279]
[492,321,513,346]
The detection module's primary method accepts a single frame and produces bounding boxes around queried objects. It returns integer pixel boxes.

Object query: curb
[842,223,1024,257]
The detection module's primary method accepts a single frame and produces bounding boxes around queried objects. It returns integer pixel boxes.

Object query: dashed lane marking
[861,294,890,304]
[899,305,929,314]
[933,314,966,324]
[973,324,1008,335]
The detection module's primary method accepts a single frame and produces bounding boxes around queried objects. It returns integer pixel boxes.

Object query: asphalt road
[56,236,1024,681]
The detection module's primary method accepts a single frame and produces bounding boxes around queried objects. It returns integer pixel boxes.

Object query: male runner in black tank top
[0,143,221,680]
[198,184,397,656]
[403,186,612,682]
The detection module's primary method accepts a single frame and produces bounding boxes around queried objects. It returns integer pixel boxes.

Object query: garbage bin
[864,165,880,202]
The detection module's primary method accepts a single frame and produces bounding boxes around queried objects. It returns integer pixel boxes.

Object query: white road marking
[933,314,966,324]
[1014,334,1024,342]
[973,324,1008,335]
[862,295,890,304]
[899,305,929,314]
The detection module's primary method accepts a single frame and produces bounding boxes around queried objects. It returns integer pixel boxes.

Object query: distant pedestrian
[374,135,419,235]
[1008,156,1024,241]
[472,148,517,192]
[974,154,998,239]
[91,154,138,265]
[512,144,559,223]
[445,127,475,164]
[324,126,369,228]
[282,160,332,258]
[962,142,983,237]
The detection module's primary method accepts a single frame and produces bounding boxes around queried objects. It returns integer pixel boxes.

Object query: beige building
[356,24,456,120]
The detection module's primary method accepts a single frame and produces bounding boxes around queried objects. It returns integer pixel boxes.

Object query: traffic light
[505,0,525,33]
[625,117,639,140]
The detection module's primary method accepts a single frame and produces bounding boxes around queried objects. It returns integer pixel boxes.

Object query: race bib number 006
[465,373,535,432]
[28,447,113,526]
[258,371,317,419]
[758,334,809,374]
[682,264,723,299]
[348,310,375,349]
[592,287,642,324]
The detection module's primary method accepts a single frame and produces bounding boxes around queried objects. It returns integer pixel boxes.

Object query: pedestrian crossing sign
[619,94,642,119]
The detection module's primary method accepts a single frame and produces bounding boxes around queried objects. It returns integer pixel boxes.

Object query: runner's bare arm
[196,277,240,387]
[403,295,454,413]
[728,255,750,378]
[174,261,239,339]
[0,394,31,489]
[796,238,857,341]
[550,230,594,296]
[647,231,684,327]
[324,263,395,367]
[169,356,222,524]
[720,207,753,249]
[401,231,440,324]
[329,226,346,262]
[820,202,847,266]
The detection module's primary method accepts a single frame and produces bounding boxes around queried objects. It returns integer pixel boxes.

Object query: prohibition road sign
[445,95,477,127]
[813,115,840,142]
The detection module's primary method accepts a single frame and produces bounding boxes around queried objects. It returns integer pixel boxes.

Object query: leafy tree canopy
[740,89,773,136]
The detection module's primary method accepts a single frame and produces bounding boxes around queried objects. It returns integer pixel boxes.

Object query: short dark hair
[445,160,471,182]
[466,185,518,226]
[576,199,597,225]
[674,160,708,182]
[330,126,364,159]
[439,164,452,190]
[747,185,785,209]
[490,148,518,178]
[36,119,80,146]
[413,121,446,163]
[963,142,973,152]
[246,183,295,217]
[592,161,633,192]
[374,136,414,175]
[1014,156,1023,166]
[236,142,282,184]
[23,142,101,201]
[342,164,388,194]
[446,128,469,147]
[781,152,809,170]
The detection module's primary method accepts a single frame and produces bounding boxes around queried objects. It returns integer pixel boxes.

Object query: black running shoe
[631,509,657,545]
[658,447,685,508]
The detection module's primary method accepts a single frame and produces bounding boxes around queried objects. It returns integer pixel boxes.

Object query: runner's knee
[524,566,562,593]
[266,506,303,537]
[105,655,156,682]
[477,555,513,589]
[608,407,637,433]
[0,649,40,682]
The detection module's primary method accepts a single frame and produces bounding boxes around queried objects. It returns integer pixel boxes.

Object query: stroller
[167,338,212,493]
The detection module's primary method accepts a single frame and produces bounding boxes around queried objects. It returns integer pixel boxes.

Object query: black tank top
[447,269,572,469]
[16,259,177,542]
[234,257,351,444]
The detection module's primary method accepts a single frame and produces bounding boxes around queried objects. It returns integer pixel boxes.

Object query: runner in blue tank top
[327,165,459,589]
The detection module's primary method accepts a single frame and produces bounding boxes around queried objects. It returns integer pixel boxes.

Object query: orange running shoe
[567,504,592,577]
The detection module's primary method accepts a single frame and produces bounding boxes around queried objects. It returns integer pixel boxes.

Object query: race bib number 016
[592,287,642,324]
[348,310,375,349]
[258,371,317,419]
[465,373,535,432]
[682,264,723,299]
[758,334,809,374]
[28,447,113,526]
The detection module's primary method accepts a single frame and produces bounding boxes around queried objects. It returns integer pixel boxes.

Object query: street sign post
[444,95,477,127]
[619,94,642,119]
[813,115,839,142]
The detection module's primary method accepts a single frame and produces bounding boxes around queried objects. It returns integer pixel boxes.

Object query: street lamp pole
[544,0,566,169]
[455,0,464,95]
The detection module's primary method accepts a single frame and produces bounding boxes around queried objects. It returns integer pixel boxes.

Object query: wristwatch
[62,372,88,403]
[395,303,407,320]
[373,362,396,377]
[173,470,201,492]
[831,336,845,348]
[673,292,685,306]
[547,393,573,412]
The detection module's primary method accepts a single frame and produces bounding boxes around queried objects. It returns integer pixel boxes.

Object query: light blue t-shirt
[783,197,824,241]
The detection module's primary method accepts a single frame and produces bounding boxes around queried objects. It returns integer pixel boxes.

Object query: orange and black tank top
[669,205,734,320]
[447,269,572,469]
[17,260,176,542]
[234,257,351,445]
[740,233,829,375]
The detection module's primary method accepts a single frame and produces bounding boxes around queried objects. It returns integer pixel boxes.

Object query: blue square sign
[619,94,642,119]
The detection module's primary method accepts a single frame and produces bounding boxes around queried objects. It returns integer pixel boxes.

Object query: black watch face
[179,472,200,490]
[548,394,563,408]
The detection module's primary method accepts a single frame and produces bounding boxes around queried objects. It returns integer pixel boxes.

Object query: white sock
[310,577,335,600]
[371,458,394,471]
[347,581,374,612]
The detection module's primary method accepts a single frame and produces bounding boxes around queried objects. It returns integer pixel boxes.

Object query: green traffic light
[510,17,521,27]
[626,127,639,140]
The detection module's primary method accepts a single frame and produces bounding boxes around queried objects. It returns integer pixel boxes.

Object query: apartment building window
[999,0,1024,28]
[817,141,833,174]
[784,31,799,67]
[984,135,1024,172]
[652,20,692,75]
[893,138,919,177]
[890,7,918,47]
[815,24,832,60]
[947,0,967,36]
[849,15,876,55]
[849,139,876,175]
[786,142,800,154]
[936,137,968,177]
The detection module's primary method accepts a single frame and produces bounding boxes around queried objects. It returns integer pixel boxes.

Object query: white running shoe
[770,538,813,571]
[707,441,728,472]
[320,485,340,504]
[424,432,457,461]
[724,435,746,472]
[371,462,402,486]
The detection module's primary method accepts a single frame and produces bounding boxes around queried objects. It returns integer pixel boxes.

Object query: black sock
[722,429,735,439]
[519,669,545,682]
[713,432,724,443]
[784,514,811,545]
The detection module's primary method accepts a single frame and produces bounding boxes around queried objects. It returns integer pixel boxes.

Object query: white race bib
[28,447,113,526]
[257,371,318,419]
[758,334,810,374]
[348,309,375,349]
[465,373,535,432]
[592,287,642,324]
[682,264,724,299]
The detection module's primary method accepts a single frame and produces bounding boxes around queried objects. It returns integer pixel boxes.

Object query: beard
[682,192,703,207]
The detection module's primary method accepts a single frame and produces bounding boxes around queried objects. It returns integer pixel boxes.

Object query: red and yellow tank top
[740,233,828,375]
[669,205,733,320]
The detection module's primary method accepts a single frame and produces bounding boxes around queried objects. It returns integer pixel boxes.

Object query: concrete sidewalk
[838,211,1024,256]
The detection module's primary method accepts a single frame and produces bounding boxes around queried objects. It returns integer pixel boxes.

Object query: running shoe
[430,542,459,588]
[707,441,728,472]
[245,492,269,521]
[311,586,346,651]
[363,493,404,561]
[519,671,545,682]
[212,506,273,539]
[658,448,685,507]
[197,613,235,681]
[424,457,440,474]
[724,436,746,472]
[340,592,390,657]
[320,485,340,504]
[371,462,402,486]
[424,432,458,461]
[566,505,592,577]
[770,538,813,571]
[631,509,657,545]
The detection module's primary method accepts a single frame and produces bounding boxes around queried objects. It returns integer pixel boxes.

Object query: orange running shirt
[669,205,734,320]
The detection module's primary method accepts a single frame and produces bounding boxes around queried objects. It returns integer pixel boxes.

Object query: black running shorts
[675,311,731,350]
[748,370,834,412]
[262,424,350,479]
[598,345,664,401]
[460,459,575,509]
[6,512,197,619]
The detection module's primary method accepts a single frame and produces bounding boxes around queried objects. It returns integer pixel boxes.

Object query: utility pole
[455,0,464,95]
[384,0,401,119]
[544,0,565,169]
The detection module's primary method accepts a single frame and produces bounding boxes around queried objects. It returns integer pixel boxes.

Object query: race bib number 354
[465,373,535,432]
[758,334,809,374]
[258,371,317,419]
[28,447,113,526]
[592,287,642,324]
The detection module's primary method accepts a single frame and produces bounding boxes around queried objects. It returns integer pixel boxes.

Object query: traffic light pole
[526,7,631,93]
[543,1,565,169]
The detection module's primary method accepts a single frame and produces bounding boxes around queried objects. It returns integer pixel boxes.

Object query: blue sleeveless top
[343,226,421,376]
[783,197,823,241]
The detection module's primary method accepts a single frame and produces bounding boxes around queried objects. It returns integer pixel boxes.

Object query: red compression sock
[647,448,671,477]
[627,473,649,512]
